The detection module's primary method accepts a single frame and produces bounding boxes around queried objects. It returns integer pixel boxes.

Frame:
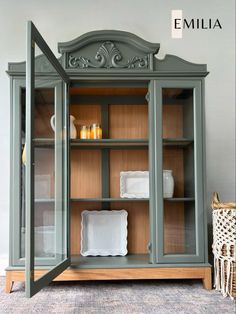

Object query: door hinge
[145,92,150,102]
[147,242,152,253]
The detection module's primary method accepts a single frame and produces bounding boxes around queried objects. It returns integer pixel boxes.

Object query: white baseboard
[0,255,8,276]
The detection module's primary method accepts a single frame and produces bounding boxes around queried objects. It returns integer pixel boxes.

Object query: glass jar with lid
[80,125,91,139]
[90,124,102,139]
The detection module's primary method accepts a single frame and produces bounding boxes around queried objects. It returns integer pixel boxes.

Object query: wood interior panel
[109,104,148,139]
[70,150,101,198]
[164,202,185,254]
[68,87,185,258]
[70,104,101,138]
[70,202,102,255]
[70,87,147,95]
[70,201,149,255]
[109,150,149,198]
[163,148,184,197]
[111,202,149,254]
[163,105,183,138]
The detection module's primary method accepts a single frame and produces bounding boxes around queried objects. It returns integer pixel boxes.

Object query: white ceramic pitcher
[50,115,77,139]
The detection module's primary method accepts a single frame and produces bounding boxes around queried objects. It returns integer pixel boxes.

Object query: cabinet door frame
[10,78,71,267]
[150,79,205,263]
[10,78,26,267]
[25,21,70,297]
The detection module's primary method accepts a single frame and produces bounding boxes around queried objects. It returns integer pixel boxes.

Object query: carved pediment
[58,30,160,70]
[7,31,208,76]
[68,41,149,69]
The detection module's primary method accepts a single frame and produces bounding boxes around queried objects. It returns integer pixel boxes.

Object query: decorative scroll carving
[68,41,149,69]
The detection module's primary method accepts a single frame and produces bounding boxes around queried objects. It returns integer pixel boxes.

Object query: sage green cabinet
[7,21,210,297]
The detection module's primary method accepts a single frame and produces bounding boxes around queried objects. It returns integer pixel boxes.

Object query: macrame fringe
[214,256,234,300]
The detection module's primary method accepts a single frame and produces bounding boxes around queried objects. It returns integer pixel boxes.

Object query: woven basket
[212,192,236,299]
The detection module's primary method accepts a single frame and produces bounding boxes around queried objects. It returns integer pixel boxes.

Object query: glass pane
[31,45,66,266]
[163,88,193,139]
[25,42,67,269]
[162,88,196,255]
[163,201,196,254]
[20,87,26,258]
[34,89,54,138]
[34,88,55,259]
[34,146,55,258]
[20,89,58,260]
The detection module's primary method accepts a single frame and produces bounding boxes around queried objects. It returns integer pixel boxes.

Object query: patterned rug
[0,277,235,313]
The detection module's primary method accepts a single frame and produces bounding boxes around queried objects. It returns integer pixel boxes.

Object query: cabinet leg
[202,269,212,290]
[5,272,13,293]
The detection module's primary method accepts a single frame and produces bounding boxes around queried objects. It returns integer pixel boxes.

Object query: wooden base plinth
[5,267,212,293]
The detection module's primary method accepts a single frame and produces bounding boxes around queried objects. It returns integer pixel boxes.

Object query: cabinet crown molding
[58,30,160,70]
[7,30,208,76]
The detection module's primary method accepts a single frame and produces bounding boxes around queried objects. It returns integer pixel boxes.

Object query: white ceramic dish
[120,171,149,198]
[80,210,128,256]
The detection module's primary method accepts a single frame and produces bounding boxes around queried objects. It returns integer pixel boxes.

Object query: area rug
[0,277,235,313]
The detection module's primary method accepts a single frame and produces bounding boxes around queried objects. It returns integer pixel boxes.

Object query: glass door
[150,80,205,263]
[25,21,70,297]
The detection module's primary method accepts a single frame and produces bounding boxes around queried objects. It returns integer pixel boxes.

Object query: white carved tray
[80,210,128,256]
[120,171,149,198]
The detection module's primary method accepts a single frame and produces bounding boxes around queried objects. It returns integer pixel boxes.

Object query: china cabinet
[6,22,211,297]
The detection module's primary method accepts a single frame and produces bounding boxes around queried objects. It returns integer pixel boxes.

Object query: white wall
[0,0,235,275]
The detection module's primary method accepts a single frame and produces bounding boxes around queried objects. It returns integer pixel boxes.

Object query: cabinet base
[5,267,212,293]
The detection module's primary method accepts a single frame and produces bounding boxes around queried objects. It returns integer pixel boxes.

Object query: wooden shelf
[71,254,151,269]
[33,138,54,147]
[31,138,192,150]
[70,139,148,148]
[35,199,54,203]
[32,138,149,148]
[164,198,195,202]
[163,138,193,147]
[34,198,194,203]
[70,198,194,203]
[70,198,149,202]
[33,138,192,146]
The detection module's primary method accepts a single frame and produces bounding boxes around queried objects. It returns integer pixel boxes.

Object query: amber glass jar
[90,124,102,139]
[80,126,91,139]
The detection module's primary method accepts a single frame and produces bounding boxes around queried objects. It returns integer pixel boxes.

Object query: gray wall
[0,0,235,274]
